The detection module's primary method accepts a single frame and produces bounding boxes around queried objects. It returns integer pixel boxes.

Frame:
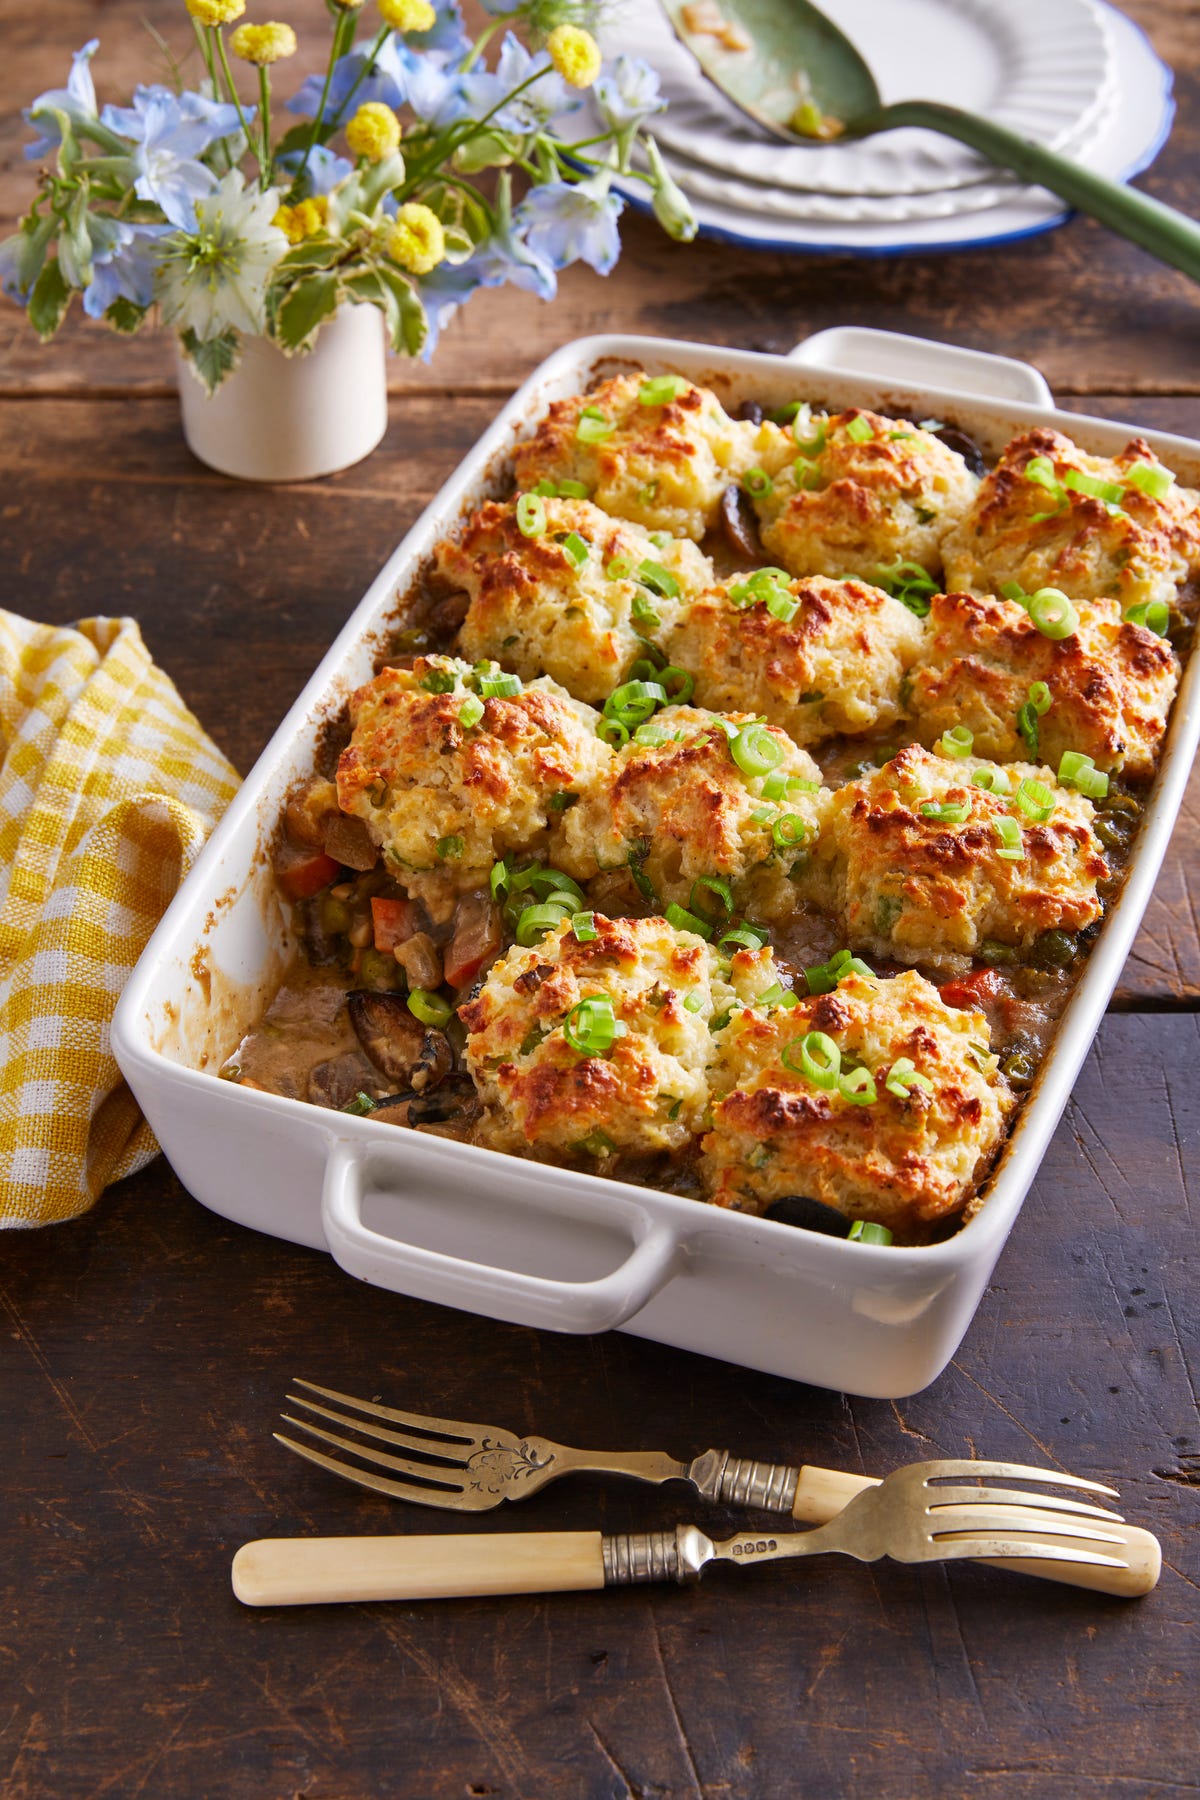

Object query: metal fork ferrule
[716,1457,799,1514]
[602,1531,682,1585]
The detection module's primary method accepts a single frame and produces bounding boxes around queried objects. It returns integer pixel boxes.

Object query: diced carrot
[444,893,503,988]
[276,848,340,900]
[939,968,1005,1011]
[371,895,419,954]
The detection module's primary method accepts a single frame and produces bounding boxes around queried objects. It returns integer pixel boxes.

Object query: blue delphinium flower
[24,39,100,159]
[275,143,355,196]
[517,174,625,276]
[403,52,471,127]
[99,88,249,229]
[81,220,171,318]
[459,33,577,135]
[594,56,666,134]
[414,258,484,359]
[404,0,472,65]
[287,38,415,121]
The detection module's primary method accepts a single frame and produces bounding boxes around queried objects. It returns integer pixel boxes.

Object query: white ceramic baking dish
[112,327,1200,1398]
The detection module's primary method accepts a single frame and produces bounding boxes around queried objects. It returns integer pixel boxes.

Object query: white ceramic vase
[175,303,388,482]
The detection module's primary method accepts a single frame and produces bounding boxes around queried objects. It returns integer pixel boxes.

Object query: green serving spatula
[660,0,1200,282]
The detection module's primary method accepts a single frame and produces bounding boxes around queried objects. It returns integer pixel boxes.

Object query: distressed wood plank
[0,1012,1196,1800]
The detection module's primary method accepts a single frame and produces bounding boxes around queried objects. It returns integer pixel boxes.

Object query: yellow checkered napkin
[0,612,239,1228]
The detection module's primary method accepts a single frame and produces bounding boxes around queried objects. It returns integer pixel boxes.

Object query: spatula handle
[232,1530,606,1606]
[793,1464,1160,1597]
[856,101,1200,285]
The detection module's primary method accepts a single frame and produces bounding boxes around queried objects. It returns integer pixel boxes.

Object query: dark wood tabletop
[2,3,1198,1796]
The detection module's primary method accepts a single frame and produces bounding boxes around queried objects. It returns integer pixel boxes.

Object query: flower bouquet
[2,0,695,395]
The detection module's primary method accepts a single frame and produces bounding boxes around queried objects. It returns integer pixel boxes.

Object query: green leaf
[360,151,406,214]
[179,327,241,396]
[372,263,427,358]
[274,236,345,274]
[327,173,368,236]
[104,297,148,335]
[274,269,341,353]
[452,129,519,174]
[272,120,335,163]
[28,257,71,341]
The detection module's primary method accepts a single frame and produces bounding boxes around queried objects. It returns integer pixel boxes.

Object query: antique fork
[273,1381,1160,1597]
[233,1458,1158,1606]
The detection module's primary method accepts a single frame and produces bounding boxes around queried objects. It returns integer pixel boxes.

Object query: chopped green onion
[1029,681,1052,716]
[598,717,630,747]
[868,559,938,618]
[938,726,974,759]
[1058,750,1109,800]
[793,460,824,491]
[421,663,460,693]
[782,1030,841,1088]
[557,477,589,499]
[844,415,874,444]
[628,657,662,683]
[561,531,589,567]
[408,989,453,1028]
[1027,587,1079,639]
[773,401,805,425]
[730,723,784,778]
[1025,455,1063,494]
[576,405,614,444]
[571,910,598,942]
[606,554,633,581]
[760,770,789,802]
[638,374,685,406]
[690,874,734,919]
[436,834,464,860]
[765,586,800,624]
[563,994,624,1056]
[458,695,484,729]
[665,901,714,940]
[1124,600,1170,636]
[1000,581,1028,604]
[630,590,661,627]
[1014,777,1055,822]
[1128,459,1175,500]
[479,671,521,699]
[633,722,669,747]
[771,814,810,848]
[574,1128,617,1158]
[637,480,659,506]
[637,560,681,599]
[516,901,571,945]
[660,664,694,703]
[848,1219,893,1244]
[1016,702,1040,759]
[743,467,774,498]
[993,816,1024,861]
[972,767,1012,796]
[919,800,971,824]
[838,1066,877,1105]
[516,492,546,537]
[792,414,827,457]
[531,478,559,497]
[604,678,667,730]
[719,924,769,953]
[757,981,798,1010]
[885,1057,933,1098]
[522,867,584,904]
[342,1091,376,1115]
[489,857,509,899]
[1063,469,1125,507]
[683,991,705,1013]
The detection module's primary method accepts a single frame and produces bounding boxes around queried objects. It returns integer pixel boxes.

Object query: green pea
[1001,1050,1036,1088]
[1030,929,1077,969]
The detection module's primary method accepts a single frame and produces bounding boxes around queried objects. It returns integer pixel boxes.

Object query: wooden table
[2,5,1198,1794]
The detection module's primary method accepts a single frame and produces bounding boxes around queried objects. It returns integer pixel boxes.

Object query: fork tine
[292,1379,487,1446]
[279,1414,469,1490]
[916,1537,1127,1570]
[927,1508,1130,1546]
[285,1394,478,1467]
[273,1434,486,1509]
[920,1459,1119,1498]
[926,1485,1124,1522]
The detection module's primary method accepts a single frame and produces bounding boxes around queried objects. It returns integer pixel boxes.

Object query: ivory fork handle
[793,1465,1160,1597]
[232,1531,606,1607]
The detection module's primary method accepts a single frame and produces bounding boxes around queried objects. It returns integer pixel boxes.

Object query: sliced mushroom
[719,482,764,562]
[393,930,443,992]
[736,399,764,426]
[762,1195,851,1237]
[406,1074,481,1127]
[444,891,503,988]
[285,778,340,848]
[323,811,379,872]
[429,588,471,637]
[932,425,986,478]
[348,990,452,1091]
[585,866,655,920]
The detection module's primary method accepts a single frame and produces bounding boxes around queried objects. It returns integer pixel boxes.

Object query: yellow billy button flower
[387,203,445,275]
[186,0,246,22]
[546,24,602,89]
[345,101,402,162]
[272,196,329,244]
[230,20,297,62]
[377,0,436,29]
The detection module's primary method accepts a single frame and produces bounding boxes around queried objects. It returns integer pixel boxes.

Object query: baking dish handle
[788,326,1055,409]
[320,1139,680,1334]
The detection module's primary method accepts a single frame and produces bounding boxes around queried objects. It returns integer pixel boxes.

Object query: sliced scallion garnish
[993,816,1024,861]
[576,405,614,444]
[571,910,598,942]
[848,1220,893,1244]
[920,800,970,824]
[838,1066,877,1105]
[435,834,464,860]
[730,723,784,778]
[516,492,545,537]
[1014,776,1055,822]
[938,726,974,759]
[561,531,589,567]
[458,695,484,728]
[782,1030,841,1088]
[563,994,624,1056]
[638,375,685,406]
[1124,600,1170,636]
[844,415,874,444]
[408,989,452,1028]
[1127,459,1175,500]
[479,671,521,698]
[1027,587,1079,639]
[665,901,714,940]
[884,1057,933,1098]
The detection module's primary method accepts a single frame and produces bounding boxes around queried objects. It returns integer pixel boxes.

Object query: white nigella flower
[155,170,288,341]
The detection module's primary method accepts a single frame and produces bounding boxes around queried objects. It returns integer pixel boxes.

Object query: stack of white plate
[597,0,1174,254]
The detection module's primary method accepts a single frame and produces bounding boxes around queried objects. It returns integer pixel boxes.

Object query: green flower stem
[297,4,359,180]
[258,66,272,188]
[192,19,232,170]
[212,27,260,181]
[326,25,390,133]
[459,14,515,71]
[402,68,549,192]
